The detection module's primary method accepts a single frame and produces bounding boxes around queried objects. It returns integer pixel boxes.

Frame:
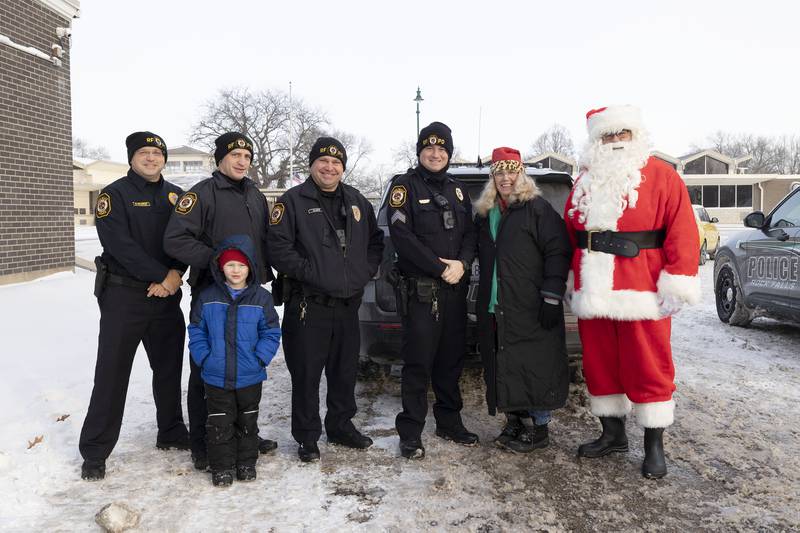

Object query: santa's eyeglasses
[601,129,632,143]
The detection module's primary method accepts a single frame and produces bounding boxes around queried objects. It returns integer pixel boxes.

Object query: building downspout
[757,181,764,212]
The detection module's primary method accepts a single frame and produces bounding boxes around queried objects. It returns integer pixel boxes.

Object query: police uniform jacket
[95,169,185,282]
[266,178,384,299]
[386,167,477,279]
[163,171,271,287]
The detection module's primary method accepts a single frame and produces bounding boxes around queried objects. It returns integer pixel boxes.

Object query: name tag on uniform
[307,208,322,214]
[418,198,431,204]
[131,201,151,207]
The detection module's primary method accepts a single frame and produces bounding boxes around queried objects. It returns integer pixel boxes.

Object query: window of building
[736,185,752,207]
[684,155,729,175]
[184,160,203,171]
[691,184,752,208]
[73,208,79,214]
[80,219,86,225]
[79,208,86,215]
[165,161,182,172]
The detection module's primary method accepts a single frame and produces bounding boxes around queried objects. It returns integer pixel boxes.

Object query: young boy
[188,235,281,487]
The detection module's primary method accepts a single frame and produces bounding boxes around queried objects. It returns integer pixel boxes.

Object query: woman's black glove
[538,299,563,330]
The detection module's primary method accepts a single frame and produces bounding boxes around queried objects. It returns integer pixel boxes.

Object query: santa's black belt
[576,229,666,258]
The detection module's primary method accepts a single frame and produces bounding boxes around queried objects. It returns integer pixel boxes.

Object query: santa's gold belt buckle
[587,230,599,252]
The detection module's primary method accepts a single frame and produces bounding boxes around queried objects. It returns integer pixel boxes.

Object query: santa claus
[565,105,700,479]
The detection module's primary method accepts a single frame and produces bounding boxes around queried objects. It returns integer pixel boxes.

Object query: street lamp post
[414,87,424,137]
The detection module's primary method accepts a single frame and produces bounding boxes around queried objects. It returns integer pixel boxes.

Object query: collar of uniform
[127,168,162,190]
[300,177,353,204]
[212,170,250,189]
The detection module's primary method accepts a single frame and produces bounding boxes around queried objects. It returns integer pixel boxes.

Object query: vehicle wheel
[709,237,720,260]
[715,259,753,326]
[699,241,707,265]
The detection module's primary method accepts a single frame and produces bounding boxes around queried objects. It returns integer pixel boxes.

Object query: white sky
[70,0,800,170]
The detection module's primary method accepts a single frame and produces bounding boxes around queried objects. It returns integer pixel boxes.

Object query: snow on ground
[0,231,798,531]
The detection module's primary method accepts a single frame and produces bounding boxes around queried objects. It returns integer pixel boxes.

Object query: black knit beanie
[126,131,167,163]
[416,121,453,158]
[309,136,347,169]
[214,132,254,166]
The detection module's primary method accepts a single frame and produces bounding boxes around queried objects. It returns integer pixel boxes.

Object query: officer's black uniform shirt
[163,170,272,286]
[267,177,384,299]
[386,165,477,279]
[95,169,185,282]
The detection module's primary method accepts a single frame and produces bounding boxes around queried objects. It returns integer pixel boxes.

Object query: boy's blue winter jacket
[188,234,281,390]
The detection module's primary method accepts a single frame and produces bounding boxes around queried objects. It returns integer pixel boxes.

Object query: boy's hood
[209,234,259,289]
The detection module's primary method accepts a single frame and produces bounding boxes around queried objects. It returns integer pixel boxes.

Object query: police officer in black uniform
[267,137,384,462]
[163,132,275,470]
[79,132,189,480]
[387,122,478,459]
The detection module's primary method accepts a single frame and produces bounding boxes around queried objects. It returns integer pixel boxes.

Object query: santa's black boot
[642,427,667,479]
[577,416,629,458]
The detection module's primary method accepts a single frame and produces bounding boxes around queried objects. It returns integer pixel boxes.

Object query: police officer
[163,132,275,470]
[79,132,189,481]
[388,122,478,459]
[267,137,384,462]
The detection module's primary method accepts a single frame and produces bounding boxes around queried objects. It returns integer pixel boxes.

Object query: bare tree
[73,137,109,160]
[190,87,327,187]
[528,124,575,159]
[692,131,800,174]
[392,140,417,170]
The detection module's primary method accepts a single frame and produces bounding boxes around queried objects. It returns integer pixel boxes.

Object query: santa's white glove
[657,293,684,317]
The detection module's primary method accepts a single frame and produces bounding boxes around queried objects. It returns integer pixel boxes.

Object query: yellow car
[693,204,720,265]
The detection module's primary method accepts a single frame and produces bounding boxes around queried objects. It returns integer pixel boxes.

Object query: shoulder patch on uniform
[270,202,285,225]
[351,205,361,222]
[168,192,179,205]
[95,193,111,218]
[455,187,464,202]
[390,185,407,208]
[175,192,198,215]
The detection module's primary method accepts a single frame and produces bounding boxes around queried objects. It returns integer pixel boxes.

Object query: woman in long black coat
[474,147,572,453]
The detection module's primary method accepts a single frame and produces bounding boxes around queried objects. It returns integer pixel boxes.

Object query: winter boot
[191,453,209,472]
[298,441,320,463]
[236,464,257,481]
[81,460,106,481]
[642,428,667,479]
[258,437,278,454]
[435,422,479,446]
[211,469,234,487]
[327,428,374,449]
[506,422,549,454]
[399,439,425,460]
[494,414,524,449]
[577,416,629,458]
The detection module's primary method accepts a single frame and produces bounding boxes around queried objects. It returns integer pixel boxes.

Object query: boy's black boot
[494,414,524,449]
[212,469,234,487]
[236,464,257,481]
[81,460,105,481]
[507,423,549,454]
[642,428,667,479]
[577,416,629,458]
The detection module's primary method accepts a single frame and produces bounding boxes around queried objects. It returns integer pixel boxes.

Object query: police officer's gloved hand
[538,298,563,330]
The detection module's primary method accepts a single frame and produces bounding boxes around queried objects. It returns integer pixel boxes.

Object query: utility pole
[288,81,293,188]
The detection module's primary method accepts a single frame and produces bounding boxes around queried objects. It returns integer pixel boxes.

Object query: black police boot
[258,437,278,454]
[399,439,425,460]
[435,422,479,446]
[156,434,190,451]
[577,416,629,458]
[642,428,667,479]
[327,428,373,449]
[494,414,524,449]
[298,441,320,463]
[191,453,209,472]
[81,460,106,481]
[236,464,257,481]
[211,469,234,487]
[507,423,549,454]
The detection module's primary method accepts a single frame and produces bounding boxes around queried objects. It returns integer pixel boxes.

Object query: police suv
[714,186,800,325]
[358,166,582,367]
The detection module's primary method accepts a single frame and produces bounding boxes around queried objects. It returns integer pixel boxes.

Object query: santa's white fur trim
[633,399,675,428]
[571,288,660,320]
[657,271,701,305]
[589,393,632,417]
[587,105,644,141]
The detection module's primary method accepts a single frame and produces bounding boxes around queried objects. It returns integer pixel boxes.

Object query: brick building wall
[0,0,76,284]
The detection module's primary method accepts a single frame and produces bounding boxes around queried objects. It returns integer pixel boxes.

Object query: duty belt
[291,290,358,307]
[576,229,666,258]
[106,273,151,290]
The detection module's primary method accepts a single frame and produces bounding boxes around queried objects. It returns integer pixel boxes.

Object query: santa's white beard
[569,138,650,228]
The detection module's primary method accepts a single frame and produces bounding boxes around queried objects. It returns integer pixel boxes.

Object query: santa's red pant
[578,317,676,426]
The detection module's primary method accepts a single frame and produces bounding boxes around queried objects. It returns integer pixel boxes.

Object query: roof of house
[168,145,211,156]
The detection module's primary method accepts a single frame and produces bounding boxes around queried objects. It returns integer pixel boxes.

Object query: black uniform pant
[396,284,468,441]
[205,382,262,472]
[79,285,187,462]
[282,297,360,444]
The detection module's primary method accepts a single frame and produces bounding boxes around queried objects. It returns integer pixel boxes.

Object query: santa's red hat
[586,105,644,141]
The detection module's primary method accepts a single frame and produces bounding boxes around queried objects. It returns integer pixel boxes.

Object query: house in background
[72,158,127,226]
[527,152,576,175]
[163,145,215,191]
